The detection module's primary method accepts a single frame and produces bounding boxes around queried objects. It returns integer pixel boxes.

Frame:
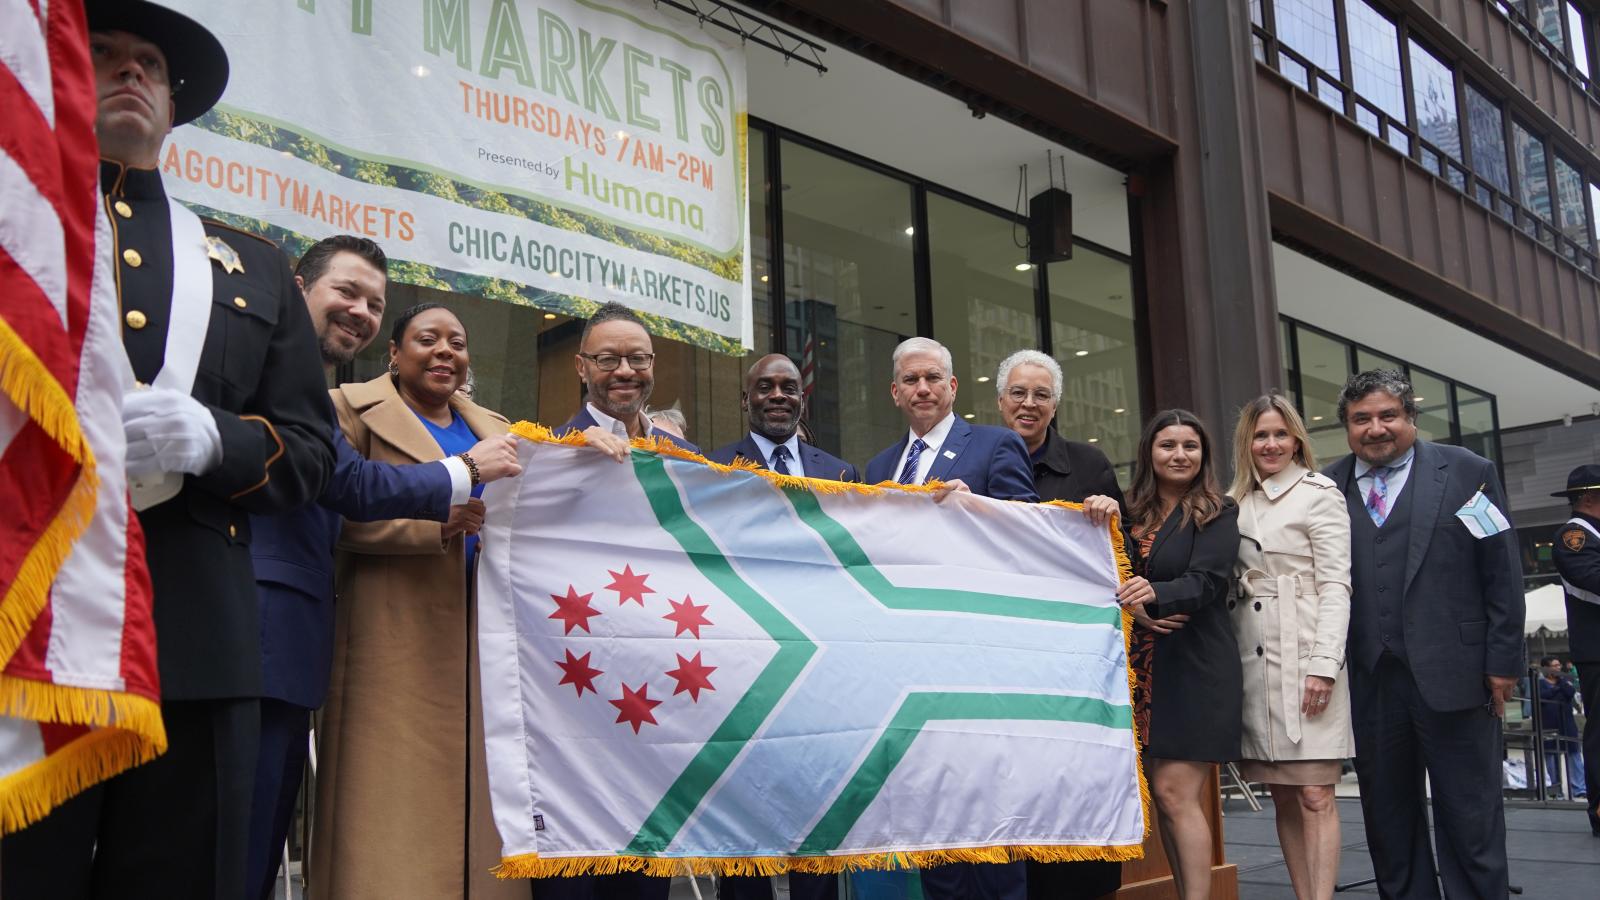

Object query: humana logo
[563,157,704,233]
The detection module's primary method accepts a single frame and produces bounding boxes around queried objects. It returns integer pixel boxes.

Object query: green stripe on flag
[625,453,817,853]
[784,491,1122,627]
[798,692,1132,853]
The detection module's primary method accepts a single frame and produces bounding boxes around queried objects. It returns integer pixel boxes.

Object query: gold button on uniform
[113,201,133,218]
[122,248,142,267]
[125,310,147,330]
[233,296,248,309]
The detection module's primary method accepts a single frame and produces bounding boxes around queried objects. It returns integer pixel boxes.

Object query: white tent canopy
[1526,583,1569,636]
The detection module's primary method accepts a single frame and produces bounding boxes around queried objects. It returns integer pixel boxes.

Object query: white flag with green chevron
[476,426,1146,879]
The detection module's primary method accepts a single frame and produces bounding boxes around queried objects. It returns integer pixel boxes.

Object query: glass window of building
[1456,384,1498,461]
[1554,153,1588,244]
[1464,83,1512,208]
[1346,0,1408,151]
[1292,326,1352,464]
[779,139,917,467]
[1569,1,1592,76]
[1045,247,1139,479]
[926,194,1038,429]
[1526,0,1568,51]
[1356,348,1401,373]
[1276,0,1344,108]
[1409,367,1455,443]
[1280,318,1296,403]
[1512,120,1553,226]
[1409,40,1465,189]
[749,127,775,357]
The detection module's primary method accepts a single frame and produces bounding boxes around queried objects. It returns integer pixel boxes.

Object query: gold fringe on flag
[0,319,98,667]
[494,842,1148,879]
[0,676,167,834]
[500,422,1154,870]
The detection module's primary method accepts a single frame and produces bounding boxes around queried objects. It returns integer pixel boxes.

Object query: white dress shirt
[892,412,957,485]
[586,402,635,439]
[1354,445,1416,506]
[749,431,804,476]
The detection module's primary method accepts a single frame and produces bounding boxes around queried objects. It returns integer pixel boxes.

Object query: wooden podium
[1113,766,1239,900]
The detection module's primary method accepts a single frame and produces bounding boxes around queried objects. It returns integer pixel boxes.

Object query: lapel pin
[942,450,957,459]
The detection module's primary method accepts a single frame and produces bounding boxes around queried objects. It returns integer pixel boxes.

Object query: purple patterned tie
[1365,466,1391,526]
[897,438,928,485]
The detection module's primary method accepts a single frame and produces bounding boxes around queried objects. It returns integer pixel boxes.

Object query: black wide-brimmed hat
[1553,463,1600,498]
[86,0,228,126]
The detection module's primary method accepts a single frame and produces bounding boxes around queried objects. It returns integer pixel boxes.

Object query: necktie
[771,444,792,476]
[897,438,928,485]
[1365,466,1392,526]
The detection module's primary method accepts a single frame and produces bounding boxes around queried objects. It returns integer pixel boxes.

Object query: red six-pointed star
[662,595,713,638]
[606,564,655,606]
[609,682,663,733]
[664,652,717,702]
[554,649,604,697]
[548,585,601,635]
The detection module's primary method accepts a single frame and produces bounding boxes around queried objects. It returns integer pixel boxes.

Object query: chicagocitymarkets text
[446,222,733,323]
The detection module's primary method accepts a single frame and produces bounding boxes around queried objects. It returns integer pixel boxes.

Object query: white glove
[123,387,223,478]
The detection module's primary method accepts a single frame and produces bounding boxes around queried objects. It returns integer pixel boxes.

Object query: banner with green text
[164,0,750,352]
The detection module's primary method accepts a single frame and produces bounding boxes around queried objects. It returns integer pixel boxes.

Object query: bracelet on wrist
[458,452,481,485]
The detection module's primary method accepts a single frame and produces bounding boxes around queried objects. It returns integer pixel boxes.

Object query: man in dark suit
[1323,369,1523,900]
[864,337,1036,505]
[995,349,1124,510]
[712,352,852,900]
[542,301,688,900]
[709,353,858,485]
[865,337,1035,900]
[2,5,335,897]
[243,236,522,900]
[1552,463,1600,836]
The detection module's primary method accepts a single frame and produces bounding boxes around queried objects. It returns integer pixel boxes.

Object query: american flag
[0,0,164,834]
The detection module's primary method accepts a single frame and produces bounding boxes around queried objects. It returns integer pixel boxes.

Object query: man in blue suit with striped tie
[863,336,1036,900]
[709,354,858,485]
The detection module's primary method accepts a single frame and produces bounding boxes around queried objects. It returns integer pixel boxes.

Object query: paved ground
[275,796,1600,898]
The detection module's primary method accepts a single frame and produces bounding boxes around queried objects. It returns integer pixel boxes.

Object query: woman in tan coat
[1228,394,1352,900]
[310,303,526,900]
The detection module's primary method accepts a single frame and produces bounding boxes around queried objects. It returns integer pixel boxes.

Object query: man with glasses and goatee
[560,302,698,460]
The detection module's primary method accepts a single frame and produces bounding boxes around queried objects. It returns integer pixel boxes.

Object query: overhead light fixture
[1088,437,1099,443]
[759,275,769,283]
[1311,415,1324,421]
[1113,408,1125,414]
[1415,396,1425,402]
[903,226,915,236]
[962,413,975,420]
[1014,263,1033,272]
[543,313,556,320]
[976,376,990,383]
[1074,350,1088,357]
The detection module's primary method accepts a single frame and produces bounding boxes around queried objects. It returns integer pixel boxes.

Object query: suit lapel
[346,377,442,464]
[873,436,910,483]
[1327,455,1366,525]
[1403,441,1447,593]
[451,394,510,439]
[1145,504,1184,565]
[738,435,767,470]
[925,418,971,483]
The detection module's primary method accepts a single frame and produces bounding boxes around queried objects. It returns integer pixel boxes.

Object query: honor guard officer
[0,3,335,899]
[1552,464,1600,837]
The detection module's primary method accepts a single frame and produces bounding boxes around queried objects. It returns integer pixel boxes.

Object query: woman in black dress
[1091,409,1240,900]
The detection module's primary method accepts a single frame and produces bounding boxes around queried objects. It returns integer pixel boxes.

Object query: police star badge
[205,235,244,274]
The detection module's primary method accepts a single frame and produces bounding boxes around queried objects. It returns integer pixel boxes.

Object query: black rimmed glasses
[580,352,656,372]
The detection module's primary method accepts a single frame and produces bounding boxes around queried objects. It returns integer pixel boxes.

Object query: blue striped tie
[896,438,928,485]
[770,444,792,476]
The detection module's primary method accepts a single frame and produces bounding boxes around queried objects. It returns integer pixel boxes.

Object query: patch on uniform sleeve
[1563,527,1588,552]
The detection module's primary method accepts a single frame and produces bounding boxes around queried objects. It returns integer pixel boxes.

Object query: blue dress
[414,409,482,564]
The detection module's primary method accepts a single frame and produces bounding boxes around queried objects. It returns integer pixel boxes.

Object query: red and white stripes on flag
[0,0,164,834]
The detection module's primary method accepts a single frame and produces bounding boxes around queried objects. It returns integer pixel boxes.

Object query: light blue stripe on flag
[1454,489,1510,539]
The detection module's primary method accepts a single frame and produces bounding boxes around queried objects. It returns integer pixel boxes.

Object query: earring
[388,362,399,376]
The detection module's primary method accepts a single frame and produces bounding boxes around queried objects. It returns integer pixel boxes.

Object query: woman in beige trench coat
[310,304,526,900]
[1228,394,1353,900]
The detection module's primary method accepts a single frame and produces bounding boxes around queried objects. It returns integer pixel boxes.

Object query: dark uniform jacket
[105,160,333,700]
[1031,428,1125,508]
[1555,511,1600,664]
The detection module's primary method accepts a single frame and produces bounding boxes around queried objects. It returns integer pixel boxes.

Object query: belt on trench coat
[1242,572,1320,744]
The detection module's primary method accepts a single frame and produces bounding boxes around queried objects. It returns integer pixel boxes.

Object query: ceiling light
[1088,437,1100,443]
[962,413,975,420]
[1014,263,1033,272]
[1113,408,1125,414]
[759,275,769,283]
[903,226,915,236]
[543,313,556,320]
[1311,415,1324,421]
[977,376,990,383]
[1074,350,1089,357]
[1415,396,1425,402]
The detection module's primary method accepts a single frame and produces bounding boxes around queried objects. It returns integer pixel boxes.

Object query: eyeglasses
[1004,387,1055,404]
[580,352,656,372]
